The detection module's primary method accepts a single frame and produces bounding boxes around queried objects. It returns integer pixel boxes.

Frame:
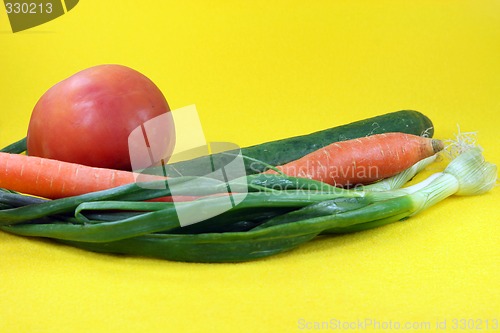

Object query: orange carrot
[266,133,443,187]
[0,152,169,199]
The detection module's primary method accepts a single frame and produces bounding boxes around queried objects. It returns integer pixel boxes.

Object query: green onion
[0,137,26,154]
[0,148,495,262]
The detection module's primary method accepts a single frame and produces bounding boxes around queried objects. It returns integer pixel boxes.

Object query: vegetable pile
[0,65,497,263]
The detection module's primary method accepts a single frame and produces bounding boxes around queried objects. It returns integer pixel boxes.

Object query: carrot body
[0,132,442,198]
[266,133,443,187]
[0,152,170,199]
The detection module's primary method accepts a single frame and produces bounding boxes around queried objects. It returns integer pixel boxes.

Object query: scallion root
[442,124,482,160]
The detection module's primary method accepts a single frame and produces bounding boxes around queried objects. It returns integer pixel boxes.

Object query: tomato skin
[27,64,174,171]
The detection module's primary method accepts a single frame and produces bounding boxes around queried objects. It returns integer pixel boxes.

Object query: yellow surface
[1,1,499,332]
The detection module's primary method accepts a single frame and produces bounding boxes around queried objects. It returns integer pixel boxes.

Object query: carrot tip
[432,139,444,153]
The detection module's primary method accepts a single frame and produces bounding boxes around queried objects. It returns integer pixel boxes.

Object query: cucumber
[164,110,434,176]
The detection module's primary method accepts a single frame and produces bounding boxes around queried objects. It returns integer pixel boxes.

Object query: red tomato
[27,64,175,171]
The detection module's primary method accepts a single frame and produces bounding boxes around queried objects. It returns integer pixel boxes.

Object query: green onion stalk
[0,154,437,238]
[0,148,496,263]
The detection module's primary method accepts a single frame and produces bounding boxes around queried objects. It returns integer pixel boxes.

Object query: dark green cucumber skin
[163,110,434,176]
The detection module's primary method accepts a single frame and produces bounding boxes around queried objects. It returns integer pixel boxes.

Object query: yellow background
[1,1,499,332]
